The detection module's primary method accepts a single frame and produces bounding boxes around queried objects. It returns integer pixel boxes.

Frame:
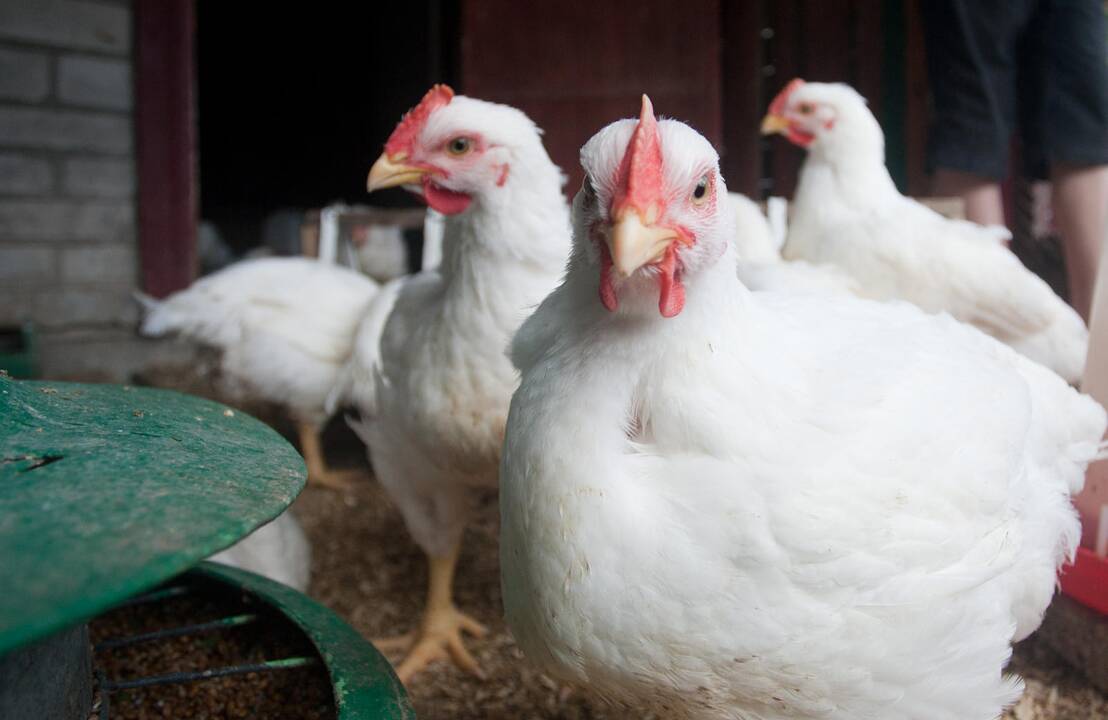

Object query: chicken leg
[296,421,362,490]
[375,542,488,684]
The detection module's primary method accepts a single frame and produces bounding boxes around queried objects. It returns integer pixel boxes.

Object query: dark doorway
[194,2,459,258]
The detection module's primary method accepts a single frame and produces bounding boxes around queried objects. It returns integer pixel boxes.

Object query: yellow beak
[367,152,429,192]
[760,113,790,135]
[607,207,680,278]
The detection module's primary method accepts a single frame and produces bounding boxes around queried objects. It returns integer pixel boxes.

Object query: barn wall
[0,0,182,381]
[460,0,723,195]
[461,0,930,201]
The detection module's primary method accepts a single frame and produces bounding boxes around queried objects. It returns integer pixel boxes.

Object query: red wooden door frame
[460,0,722,194]
[134,0,197,298]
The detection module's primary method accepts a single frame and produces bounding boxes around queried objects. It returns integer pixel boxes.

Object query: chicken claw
[391,605,488,683]
[297,421,363,490]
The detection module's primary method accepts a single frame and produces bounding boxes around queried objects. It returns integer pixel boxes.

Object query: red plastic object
[1060,547,1108,616]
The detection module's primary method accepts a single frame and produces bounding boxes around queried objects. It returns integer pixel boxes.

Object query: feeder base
[0,623,92,720]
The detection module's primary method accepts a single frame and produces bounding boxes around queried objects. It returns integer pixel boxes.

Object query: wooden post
[0,625,91,720]
[134,0,198,298]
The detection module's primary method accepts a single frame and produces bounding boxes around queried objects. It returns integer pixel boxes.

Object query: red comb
[768,78,806,116]
[384,84,455,158]
[613,94,665,219]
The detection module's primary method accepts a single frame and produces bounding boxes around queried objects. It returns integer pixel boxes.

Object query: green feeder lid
[0,376,306,655]
[193,562,415,719]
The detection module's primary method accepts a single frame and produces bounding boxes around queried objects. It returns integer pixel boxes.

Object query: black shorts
[922,0,1108,180]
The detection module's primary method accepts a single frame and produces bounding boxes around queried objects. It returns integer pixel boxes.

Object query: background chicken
[500,97,1107,720]
[208,511,311,591]
[333,85,571,682]
[763,79,1089,383]
[137,255,378,488]
[729,193,858,296]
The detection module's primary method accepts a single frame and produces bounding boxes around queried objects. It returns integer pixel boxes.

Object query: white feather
[338,94,571,559]
[728,192,859,297]
[422,209,446,271]
[137,256,379,426]
[781,82,1088,382]
[326,276,405,416]
[136,256,380,588]
[500,116,1106,720]
[209,512,311,591]
[354,223,409,283]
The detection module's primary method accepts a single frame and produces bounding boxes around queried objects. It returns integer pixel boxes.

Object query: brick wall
[0,1,164,379]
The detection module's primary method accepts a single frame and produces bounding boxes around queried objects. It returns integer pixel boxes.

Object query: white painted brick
[0,107,131,154]
[0,246,54,282]
[59,243,134,282]
[35,284,137,326]
[0,46,49,102]
[0,199,133,242]
[0,289,36,324]
[37,331,192,383]
[57,54,131,110]
[0,153,53,195]
[61,156,132,197]
[0,1,130,54]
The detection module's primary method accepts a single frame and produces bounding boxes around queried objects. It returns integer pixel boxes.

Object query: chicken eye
[447,137,472,156]
[797,102,815,115]
[691,174,711,205]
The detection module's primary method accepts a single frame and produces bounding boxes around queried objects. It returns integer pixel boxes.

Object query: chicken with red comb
[384,84,454,159]
[762,78,1088,383]
[501,98,1106,719]
[331,86,571,684]
[367,84,476,216]
[595,95,700,318]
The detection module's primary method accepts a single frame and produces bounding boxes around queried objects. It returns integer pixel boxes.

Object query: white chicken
[729,193,858,296]
[209,512,311,591]
[352,223,409,281]
[500,97,1107,720]
[137,255,378,489]
[332,85,571,682]
[762,79,1089,382]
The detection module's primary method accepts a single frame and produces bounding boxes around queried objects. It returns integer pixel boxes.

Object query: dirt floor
[289,435,1108,720]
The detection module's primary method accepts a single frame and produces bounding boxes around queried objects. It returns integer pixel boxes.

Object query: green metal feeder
[0,376,413,719]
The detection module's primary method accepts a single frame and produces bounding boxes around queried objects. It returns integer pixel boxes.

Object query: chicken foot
[375,542,488,684]
[297,421,362,490]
